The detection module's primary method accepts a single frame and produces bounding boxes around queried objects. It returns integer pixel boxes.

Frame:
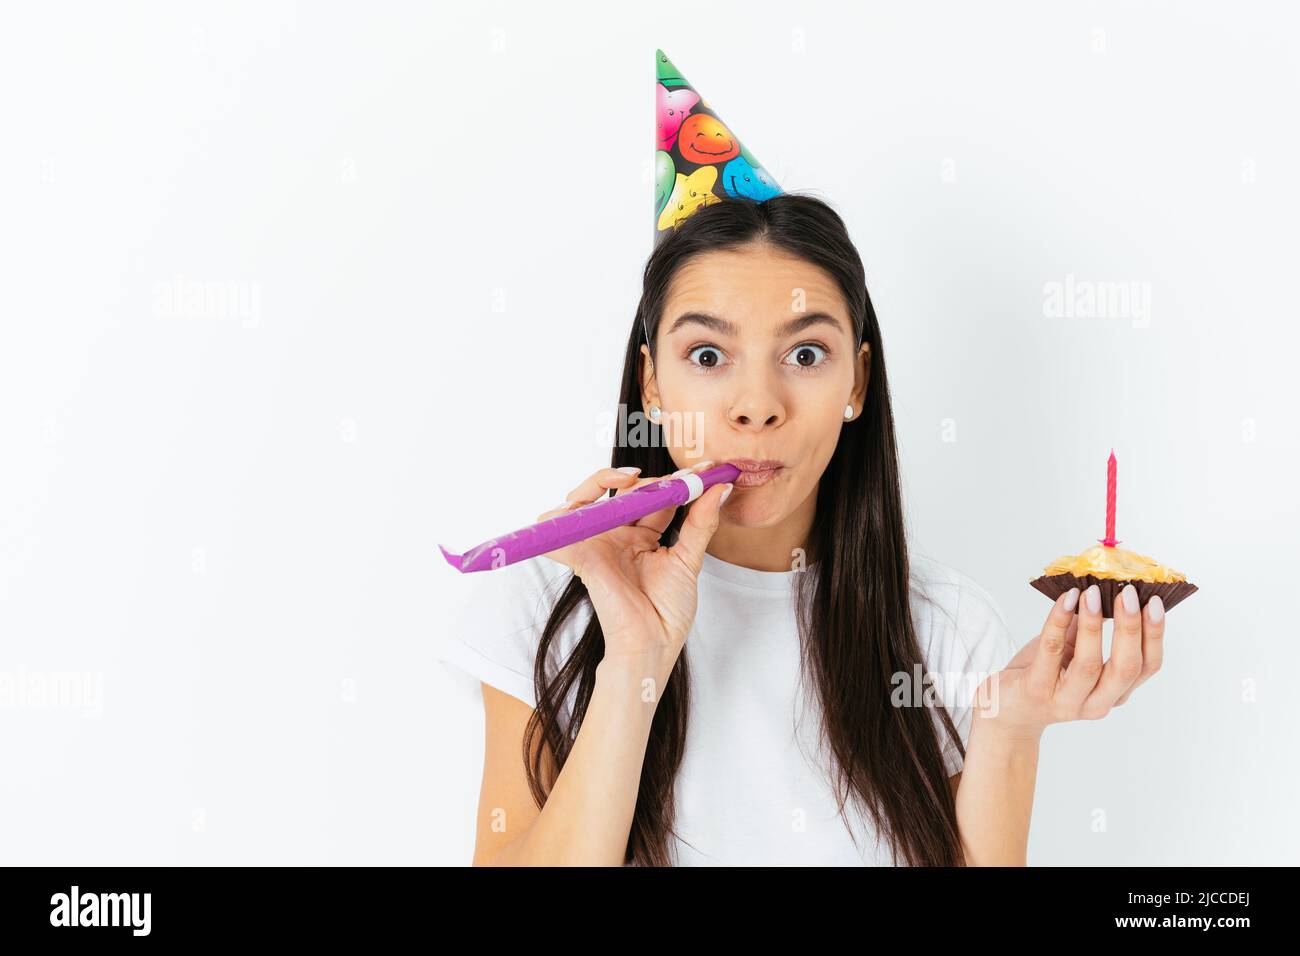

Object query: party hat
[654,49,782,247]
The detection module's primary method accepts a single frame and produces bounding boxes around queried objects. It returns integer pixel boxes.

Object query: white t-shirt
[436,549,1019,866]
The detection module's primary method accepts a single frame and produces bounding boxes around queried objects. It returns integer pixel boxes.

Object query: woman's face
[640,241,871,530]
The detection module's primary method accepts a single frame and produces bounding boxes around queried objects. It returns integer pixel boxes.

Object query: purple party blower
[439,462,741,573]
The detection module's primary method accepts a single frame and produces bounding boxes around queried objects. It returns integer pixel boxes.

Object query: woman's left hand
[969,583,1167,745]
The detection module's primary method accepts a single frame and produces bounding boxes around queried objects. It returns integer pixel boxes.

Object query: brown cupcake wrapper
[1029,573,1198,619]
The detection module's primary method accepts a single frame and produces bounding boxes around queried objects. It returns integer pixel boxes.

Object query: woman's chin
[719,486,787,527]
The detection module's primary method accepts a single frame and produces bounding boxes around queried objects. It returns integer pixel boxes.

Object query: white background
[1,1,1296,865]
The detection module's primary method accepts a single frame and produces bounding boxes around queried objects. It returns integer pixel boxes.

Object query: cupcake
[1029,543,1198,619]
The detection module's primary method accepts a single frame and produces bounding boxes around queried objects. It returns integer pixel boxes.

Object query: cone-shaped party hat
[654,49,782,247]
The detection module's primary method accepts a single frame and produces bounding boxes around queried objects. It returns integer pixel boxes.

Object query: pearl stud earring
[843,404,854,420]
[649,405,662,422]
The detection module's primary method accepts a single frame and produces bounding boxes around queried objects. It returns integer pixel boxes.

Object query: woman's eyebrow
[665,310,847,337]
[774,312,846,337]
[665,311,739,336]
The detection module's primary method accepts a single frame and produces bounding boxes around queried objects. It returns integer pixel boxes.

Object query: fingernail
[1121,584,1139,614]
[672,468,691,477]
[1062,587,1079,612]
[719,483,733,504]
[616,466,641,475]
[1146,595,1164,623]
[693,459,715,471]
[554,499,574,510]
[1085,585,1101,613]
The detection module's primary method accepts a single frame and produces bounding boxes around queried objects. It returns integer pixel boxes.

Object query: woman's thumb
[670,482,732,575]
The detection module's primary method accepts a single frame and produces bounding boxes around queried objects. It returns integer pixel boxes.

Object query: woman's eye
[687,345,725,369]
[784,343,828,369]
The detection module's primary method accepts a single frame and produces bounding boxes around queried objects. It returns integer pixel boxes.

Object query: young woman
[438,193,1169,866]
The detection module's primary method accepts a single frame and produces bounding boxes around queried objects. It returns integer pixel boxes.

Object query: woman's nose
[728,393,785,428]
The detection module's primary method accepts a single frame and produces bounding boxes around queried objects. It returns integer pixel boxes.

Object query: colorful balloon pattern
[654,49,782,245]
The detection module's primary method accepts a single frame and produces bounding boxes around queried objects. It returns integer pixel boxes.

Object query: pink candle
[1099,449,1119,548]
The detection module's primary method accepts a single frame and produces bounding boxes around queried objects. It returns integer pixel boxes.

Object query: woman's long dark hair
[521,192,967,866]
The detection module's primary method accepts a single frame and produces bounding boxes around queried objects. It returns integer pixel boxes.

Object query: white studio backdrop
[1,1,1295,865]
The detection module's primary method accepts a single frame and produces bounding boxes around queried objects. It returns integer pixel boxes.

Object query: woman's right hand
[534,461,732,670]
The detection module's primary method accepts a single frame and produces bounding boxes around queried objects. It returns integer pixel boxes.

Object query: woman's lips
[726,459,785,487]
[733,468,781,487]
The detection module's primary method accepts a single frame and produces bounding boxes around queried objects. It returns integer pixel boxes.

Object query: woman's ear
[639,343,660,409]
[851,340,872,408]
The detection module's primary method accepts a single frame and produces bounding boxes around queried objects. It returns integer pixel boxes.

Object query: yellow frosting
[1038,544,1187,584]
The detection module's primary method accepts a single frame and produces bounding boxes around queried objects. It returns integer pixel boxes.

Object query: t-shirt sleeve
[934,579,1020,777]
[435,556,577,709]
